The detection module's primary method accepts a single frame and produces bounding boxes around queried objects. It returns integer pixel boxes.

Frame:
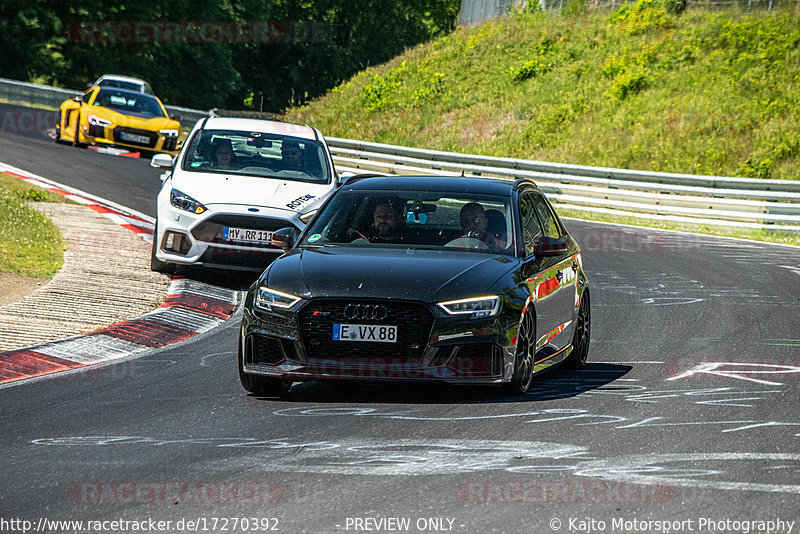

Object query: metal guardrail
[2,77,798,231]
[326,138,800,232]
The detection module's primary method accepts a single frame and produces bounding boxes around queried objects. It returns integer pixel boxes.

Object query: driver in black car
[459,202,506,251]
[352,200,408,243]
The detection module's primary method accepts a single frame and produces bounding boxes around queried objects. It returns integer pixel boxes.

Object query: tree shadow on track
[252,362,632,405]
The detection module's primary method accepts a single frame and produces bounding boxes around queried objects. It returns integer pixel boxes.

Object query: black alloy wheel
[503,310,536,395]
[565,291,591,369]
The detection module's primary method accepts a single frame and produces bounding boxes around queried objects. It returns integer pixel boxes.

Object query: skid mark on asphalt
[590,271,788,307]
[28,435,800,494]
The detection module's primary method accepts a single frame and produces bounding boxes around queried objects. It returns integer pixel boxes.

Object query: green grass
[0,175,67,278]
[287,2,800,181]
[283,1,800,245]
[557,208,800,246]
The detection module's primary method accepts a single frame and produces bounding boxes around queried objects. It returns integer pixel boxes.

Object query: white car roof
[95,74,148,85]
[201,117,319,141]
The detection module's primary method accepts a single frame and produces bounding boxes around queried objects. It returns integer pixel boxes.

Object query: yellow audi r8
[55,85,180,156]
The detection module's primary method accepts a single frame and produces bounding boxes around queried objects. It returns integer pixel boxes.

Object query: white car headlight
[255,286,301,311]
[437,296,500,319]
[88,114,112,127]
[170,188,207,214]
[159,129,179,137]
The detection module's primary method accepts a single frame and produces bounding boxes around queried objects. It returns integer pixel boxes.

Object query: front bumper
[83,124,179,155]
[155,207,300,271]
[240,299,517,384]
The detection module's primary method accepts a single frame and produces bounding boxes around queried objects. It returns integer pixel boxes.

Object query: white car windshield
[302,190,513,254]
[181,129,331,184]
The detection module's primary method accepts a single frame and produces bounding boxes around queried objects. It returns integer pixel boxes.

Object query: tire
[502,310,536,395]
[238,338,291,397]
[149,222,175,274]
[72,113,88,148]
[54,112,68,144]
[565,291,591,369]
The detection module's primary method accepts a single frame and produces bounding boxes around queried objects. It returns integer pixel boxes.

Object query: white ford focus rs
[150,117,338,272]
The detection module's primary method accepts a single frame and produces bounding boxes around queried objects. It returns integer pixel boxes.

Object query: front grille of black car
[245,334,298,366]
[199,246,280,269]
[298,300,434,361]
[113,127,157,148]
[192,215,299,245]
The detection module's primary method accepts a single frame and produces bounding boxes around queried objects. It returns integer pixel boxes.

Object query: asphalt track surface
[1,115,800,533]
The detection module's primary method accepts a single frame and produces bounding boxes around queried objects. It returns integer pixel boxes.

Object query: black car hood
[265,246,518,302]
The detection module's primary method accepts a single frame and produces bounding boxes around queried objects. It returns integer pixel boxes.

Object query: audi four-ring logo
[344,304,388,321]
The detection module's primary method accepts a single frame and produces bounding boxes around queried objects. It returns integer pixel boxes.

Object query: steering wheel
[444,237,490,251]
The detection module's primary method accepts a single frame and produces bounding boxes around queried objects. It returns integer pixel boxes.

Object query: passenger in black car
[459,202,506,251]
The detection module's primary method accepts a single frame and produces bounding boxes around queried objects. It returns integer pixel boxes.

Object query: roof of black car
[340,174,537,195]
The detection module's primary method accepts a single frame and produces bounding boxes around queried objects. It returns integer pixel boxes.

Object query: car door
[518,192,563,372]
[530,192,579,353]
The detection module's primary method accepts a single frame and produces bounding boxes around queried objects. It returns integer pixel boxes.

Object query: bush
[609,68,649,99]
[510,58,554,81]
[611,0,674,36]
[362,62,407,110]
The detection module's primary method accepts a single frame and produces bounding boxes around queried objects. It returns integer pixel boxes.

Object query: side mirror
[170,114,181,121]
[150,153,174,169]
[271,227,298,252]
[534,236,568,257]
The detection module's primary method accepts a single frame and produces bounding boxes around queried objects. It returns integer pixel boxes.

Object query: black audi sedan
[238,175,590,396]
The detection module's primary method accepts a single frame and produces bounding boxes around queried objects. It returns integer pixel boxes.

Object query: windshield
[302,190,513,254]
[93,89,166,118]
[97,79,150,93]
[180,129,331,184]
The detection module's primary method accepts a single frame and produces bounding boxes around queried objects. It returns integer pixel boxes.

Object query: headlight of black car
[437,296,500,319]
[255,286,302,311]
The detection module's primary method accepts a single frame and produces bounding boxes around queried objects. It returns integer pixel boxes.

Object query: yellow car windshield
[93,89,166,118]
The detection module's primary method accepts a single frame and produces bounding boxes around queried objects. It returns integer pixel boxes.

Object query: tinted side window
[519,194,544,257]
[531,193,561,239]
